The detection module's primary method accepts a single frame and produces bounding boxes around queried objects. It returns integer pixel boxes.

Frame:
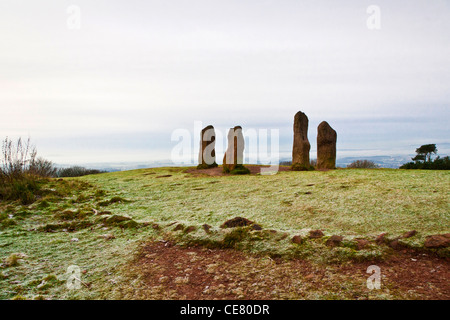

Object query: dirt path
[131,241,450,300]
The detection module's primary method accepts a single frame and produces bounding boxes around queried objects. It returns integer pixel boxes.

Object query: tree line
[400,144,450,170]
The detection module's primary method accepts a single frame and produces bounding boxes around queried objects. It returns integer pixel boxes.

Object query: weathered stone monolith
[197,125,218,169]
[292,111,311,170]
[317,121,337,170]
[223,126,246,173]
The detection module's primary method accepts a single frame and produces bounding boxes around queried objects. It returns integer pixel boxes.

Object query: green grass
[82,167,449,236]
[0,167,448,299]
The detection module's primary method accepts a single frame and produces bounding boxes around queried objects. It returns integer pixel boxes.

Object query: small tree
[413,144,437,163]
[400,144,448,170]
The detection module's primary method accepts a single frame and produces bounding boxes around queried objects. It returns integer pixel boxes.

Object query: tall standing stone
[197,125,218,169]
[317,121,337,170]
[292,111,311,169]
[223,126,245,173]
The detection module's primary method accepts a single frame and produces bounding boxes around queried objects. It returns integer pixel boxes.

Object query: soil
[220,217,255,228]
[340,251,450,299]
[133,241,450,300]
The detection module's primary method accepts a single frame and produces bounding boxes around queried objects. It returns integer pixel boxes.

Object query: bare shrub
[29,157,57,177]
[347,160,379,169]
[0,137,56,204]
[1,137,37,181]
[57,166,106,177]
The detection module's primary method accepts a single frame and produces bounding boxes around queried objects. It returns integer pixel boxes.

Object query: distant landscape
[55,155,415,173]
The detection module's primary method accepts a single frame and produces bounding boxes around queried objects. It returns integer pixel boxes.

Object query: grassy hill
[0,167,448,300]
[83,167,448,235]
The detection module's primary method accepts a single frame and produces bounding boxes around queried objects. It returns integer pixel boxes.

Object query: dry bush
[57,166,106,177]
[0,137,56,204]
[347,160,379,169]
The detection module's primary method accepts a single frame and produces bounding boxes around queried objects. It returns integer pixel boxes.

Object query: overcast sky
[0,0,449,165]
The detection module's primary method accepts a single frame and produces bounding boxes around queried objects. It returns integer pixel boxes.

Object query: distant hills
[280,155,412,169]
[55,155,417,172]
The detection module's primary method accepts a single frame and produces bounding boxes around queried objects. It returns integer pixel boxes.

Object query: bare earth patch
[131,241,450,300]
[185,165,291,177]
[340,251,450,299]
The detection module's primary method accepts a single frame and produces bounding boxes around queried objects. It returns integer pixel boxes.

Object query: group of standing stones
[197,111,337,172]
[198,125,247,173]
[292,111,337,170]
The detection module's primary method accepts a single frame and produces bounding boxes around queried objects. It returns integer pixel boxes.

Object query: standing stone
[317,121,337,170]
[197,125,218,169]
[292,111,311,170]
[223,126,245,173]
